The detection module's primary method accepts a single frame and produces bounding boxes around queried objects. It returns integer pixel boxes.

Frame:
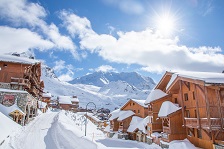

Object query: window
[3,63,7,67]
[174,98,178,103]
[185,110,190,118]
[133,103,135,106]
[193,92,195,100]
[138,110,140,114]
[130,103,131,106]
[197,129,202,139]
[133,110,136,113]
[194,110,197,118]
[184,93,188,101]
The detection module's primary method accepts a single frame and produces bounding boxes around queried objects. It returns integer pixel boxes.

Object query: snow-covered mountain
[41,66,156,110]
[69,71,155,90]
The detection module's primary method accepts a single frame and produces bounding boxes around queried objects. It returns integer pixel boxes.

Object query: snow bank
[158,101,181,117]
[44,111,98,149]
[169,139,197,149]
[0,112,21,144]
[145,89,168,104]
[0,104,24,116]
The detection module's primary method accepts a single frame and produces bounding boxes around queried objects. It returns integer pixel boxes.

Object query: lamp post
[85,102,96,136]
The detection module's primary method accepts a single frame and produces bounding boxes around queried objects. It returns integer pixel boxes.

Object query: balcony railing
[11,77,31,89]
[163,126,171,134]
[184,117,221,130]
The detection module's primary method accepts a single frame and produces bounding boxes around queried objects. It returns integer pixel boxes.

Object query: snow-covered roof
[38,101,47,109]
[70,97,79,102]
[145,89,168,104]
[0,54,40,65]
[0,88,28,94]
[86,113,102,122]
[0,103,25,116]
[42,93,52,98]
[127,116,149,134]
[117,110,135,121]
[158,101,181,117]
[58,96,72,104]
[131,99,148,108]
[166,71,224,90]
[109,109,134,121]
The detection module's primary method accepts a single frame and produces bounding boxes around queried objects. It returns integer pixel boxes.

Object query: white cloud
[0,0,78,59]
[58,73,74,82]
[95,65,116,72]
[0,26,54,54]
[53,60,66,73]
[61,12,224,73]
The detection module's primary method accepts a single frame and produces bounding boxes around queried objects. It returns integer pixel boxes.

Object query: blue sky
[0,0,224,83]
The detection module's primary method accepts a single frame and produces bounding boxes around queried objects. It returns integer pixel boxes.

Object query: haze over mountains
[42,66,156,110]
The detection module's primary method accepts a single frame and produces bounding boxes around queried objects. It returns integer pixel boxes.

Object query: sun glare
[155,13,176,36]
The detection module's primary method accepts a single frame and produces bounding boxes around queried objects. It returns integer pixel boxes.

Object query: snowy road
[2,111,161,149]
[8,112,58,149]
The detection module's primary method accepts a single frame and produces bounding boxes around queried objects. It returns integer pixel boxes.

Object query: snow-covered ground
[1,111,161,149]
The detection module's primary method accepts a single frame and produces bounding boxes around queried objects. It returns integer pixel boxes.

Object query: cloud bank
[60,11,224,73]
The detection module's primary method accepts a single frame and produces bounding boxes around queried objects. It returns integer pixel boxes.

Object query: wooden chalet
[109,99,148,140]
[0,54,44,98]
[41,92,52,106]
[158,101,186,143]
[70,96,79,112]
[58,96,72,110]
[144,89,172,144]
[157,71,224,149]
[0,54,44,125]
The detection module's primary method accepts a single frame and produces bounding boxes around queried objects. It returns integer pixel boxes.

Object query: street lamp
[85,102,96,136]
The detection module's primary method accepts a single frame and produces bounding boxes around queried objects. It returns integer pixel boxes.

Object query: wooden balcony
[148,110,153,116]
[163,126,171,134]
[30,86,39,97]
[184,117,221,130]
[11,77,31,89]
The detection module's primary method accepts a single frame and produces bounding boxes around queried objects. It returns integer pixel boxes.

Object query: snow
[145,89,168,104]
[42,66,155,111]
[104,125,110,132]
[158,101,181,117]
[42,92,51,98]
[109,109,134,121]
[117,110,135,121]
[0,54,39,65]
[169,139,197,149]
[166,71,224,90]
[0,88,27,93]
[130,99,148,108]
[0,112,21,144]
[1,109,163,149]
[0,103,24,116]
[38,101,47,109]
[151,132,161,138]
[70,96,79,102]
[58,96,72,104]
[127,116,149,134]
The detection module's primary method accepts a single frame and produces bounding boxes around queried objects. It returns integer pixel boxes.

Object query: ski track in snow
[7,112,57,149]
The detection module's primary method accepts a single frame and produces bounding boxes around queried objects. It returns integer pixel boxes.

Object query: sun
[155,13,176,36]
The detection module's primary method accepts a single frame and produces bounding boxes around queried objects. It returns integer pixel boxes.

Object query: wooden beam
[179,80,185,126]
[204,86,211,131]
[216,89,224,130]
[194,84,201,129]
